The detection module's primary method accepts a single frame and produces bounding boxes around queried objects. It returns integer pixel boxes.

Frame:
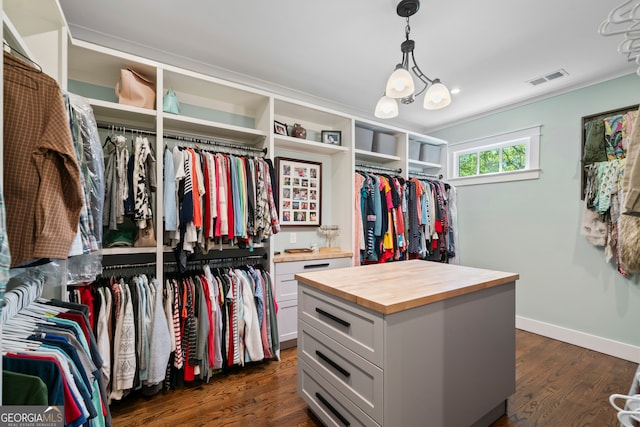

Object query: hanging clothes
[405,177,451,261]
[103,135,130,232]
[2,276,112,427]
[3,51,83,267]
[582,107,640,275]
[355,171,408,264]
[70,261,278,401]
[66,93,104,255]
[164,147,279,264]
[65,94,106,284]
[354,171,456,265]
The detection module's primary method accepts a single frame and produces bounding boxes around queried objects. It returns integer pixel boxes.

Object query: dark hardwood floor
[110,330,637,426]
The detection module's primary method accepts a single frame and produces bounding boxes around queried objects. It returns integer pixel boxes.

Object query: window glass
[458,153,477,177]
[446,125,540,186]
[479,149,500,174]
[502,144,526,171]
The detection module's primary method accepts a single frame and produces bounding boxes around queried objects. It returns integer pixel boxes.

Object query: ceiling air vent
[527,69,569,86]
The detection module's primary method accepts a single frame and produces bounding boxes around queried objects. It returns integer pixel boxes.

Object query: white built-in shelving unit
[2,0,448,293]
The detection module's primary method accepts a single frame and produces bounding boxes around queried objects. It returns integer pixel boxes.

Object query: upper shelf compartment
[4,0,68,83]
[67,40,158,127]
[407,131,447,170]
[162,67,269,146]
[274,98,352,155]
[354,119,406,163]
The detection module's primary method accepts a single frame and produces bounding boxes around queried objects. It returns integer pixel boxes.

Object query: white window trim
[447,125,541,186]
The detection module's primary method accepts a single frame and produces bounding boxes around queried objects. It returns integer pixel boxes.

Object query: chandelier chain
[405,17,411,40]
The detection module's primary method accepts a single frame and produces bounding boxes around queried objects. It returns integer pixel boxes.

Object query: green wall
[431,74,640,349]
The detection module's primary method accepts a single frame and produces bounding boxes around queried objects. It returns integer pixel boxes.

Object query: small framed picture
[274,121,288,136]
[321,130,341,145]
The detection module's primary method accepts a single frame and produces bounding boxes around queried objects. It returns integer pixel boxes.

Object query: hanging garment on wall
[622,106,640,216]
[581,106,640,275]
[3,51,83,267]
[582,158,629,275]
[619,106,640,272]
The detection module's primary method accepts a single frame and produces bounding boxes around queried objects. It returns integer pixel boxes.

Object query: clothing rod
[165,135,267,155]
[355,163,402,174]
[102,262,157,271]
[96,122,156,136]
[96,122,268,155]
[164,254,267,265]
[409,172,443,180]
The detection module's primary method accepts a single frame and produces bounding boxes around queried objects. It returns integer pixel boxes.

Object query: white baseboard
[516,316,640,363]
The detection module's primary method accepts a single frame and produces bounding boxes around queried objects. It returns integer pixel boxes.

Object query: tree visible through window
[502,144,526,171]
[479,149,500,174]
[459,153,477,177]
[448,126,540,186]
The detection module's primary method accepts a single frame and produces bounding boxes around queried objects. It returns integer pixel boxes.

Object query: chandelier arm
[413,83,428,98]
[410,51,435,86]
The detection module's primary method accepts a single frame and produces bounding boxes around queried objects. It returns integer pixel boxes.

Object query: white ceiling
[58,0,638,133]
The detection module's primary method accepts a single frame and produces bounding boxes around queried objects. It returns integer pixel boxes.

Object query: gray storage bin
[355,127,374,151]
[419,144,441,163]
[372,132,397,156]
[408,140,421,159]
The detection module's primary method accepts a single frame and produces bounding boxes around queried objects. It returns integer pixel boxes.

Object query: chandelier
[375,0,452,119]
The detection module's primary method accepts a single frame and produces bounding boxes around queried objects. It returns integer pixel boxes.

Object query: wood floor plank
[110,330,637,426]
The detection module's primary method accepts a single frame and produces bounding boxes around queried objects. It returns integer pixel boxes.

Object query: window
[447,125,541,186]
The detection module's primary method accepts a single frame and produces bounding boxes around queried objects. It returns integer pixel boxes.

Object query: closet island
[295,260,519,427]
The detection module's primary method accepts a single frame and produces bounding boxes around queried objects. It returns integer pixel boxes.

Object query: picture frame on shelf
[321,130,341,145]
[276,157,322,226]
[274,121,288,136]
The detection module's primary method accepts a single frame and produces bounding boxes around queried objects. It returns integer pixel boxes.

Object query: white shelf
[4,0,67,36]
[355,149,401,164]
[87,98,157,127]
[408,133,448,146]
[164,113,267,145]
[275,135,348,155]
[102,247,157,256]
[2,12,35,60]
[408,159,442,169]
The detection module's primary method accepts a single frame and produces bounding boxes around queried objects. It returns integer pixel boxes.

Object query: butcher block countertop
[273,249,352,263]
[295,260,519,315]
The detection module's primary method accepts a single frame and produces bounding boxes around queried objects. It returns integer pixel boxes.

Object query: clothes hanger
[618,36,640,54]
[610,393,640,412]
[599,3,640,36]
[3,41,43,73]
[609,0,639,24]
[618,410,640,427]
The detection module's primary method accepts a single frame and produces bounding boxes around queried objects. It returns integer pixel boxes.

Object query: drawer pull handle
[316,350,351,378]
[316,392,350,427]
[315,308,351,328]
[304,263,330,269]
